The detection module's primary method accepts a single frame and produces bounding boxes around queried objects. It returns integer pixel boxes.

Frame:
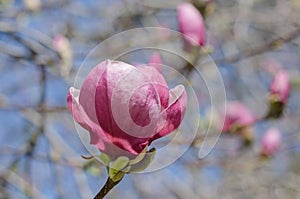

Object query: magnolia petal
[95,61,136,136]
[95,62,163,138]
[68,87,136,159]
[67,87,105,150]
[138,65,169,108]
[177,3,206,47]
[129,83,161,127]
[79,60,110,124]
[152,85,187,140]
[95,62,152,154]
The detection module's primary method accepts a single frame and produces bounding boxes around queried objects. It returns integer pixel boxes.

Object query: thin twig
[0,22,61,63]
[94,177,123,199]
[0,105,68,112]
[214,27,300,65]
[180,26,300,74]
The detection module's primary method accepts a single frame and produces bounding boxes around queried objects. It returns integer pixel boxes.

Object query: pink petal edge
[152,85,187,140]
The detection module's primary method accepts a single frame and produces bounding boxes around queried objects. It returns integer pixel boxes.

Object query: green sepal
[109,165,130,182]
[108,167,119,180]
[129,148,156,173]
[99,153,111,167]
[129,145,148,165]
[110,156,129,171]
[265,95,285,119]
[110,171,125,182]
[108,156,129,180]
[122,165,131,173]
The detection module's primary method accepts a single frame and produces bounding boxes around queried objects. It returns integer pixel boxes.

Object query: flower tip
[261,128,281,156]
[270,70,291,103]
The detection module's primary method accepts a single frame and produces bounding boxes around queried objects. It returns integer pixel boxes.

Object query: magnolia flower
[222,101,256,133]
[177,3,206,50]
[261,128,281,156]
[270,70,290,103]
[67,60,187,159]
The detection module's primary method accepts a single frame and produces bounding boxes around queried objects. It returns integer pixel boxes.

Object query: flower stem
[93,177,122,199]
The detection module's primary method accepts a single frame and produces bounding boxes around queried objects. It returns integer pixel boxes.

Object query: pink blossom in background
[222,101,256,132]
[177,3,206,50]
[270,70,291,103]
[53,34,73,77]
[67,60,187,159]
[53,35,69,51]
[148,53,162,72]
[261,128,281,156]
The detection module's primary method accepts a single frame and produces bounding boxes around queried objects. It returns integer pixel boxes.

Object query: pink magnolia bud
[177,3,206,50]
[222,101,256,133]
[270,70,290,103]
[261,128,281,156]
[148,53,162,72]
[53,35,67,49]
[67,60,187,159]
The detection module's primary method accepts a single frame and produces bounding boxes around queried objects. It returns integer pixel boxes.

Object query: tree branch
[94,177,122,199]
[214,27,300,65]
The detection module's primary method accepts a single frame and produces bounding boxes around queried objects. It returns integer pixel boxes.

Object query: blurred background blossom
[0,0,300,198]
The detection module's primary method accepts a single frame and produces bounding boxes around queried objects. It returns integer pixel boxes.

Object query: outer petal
[95,61,158,154]
[129,83,162,128]
[67,87,135,159]
[151,85,187,140]
[95,61,137,135]
[79,60,110,124]
[68,87,105,150]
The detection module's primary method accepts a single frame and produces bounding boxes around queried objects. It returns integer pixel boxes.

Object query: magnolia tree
[0,0,300,199]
